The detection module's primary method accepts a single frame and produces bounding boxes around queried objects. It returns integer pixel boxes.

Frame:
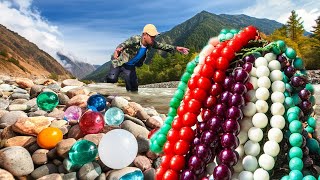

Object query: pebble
[61,79,84,87]
[0,168,15,180]
[78,162,102,180]
[0,111,27,128]
[4,136,36,147]
[0,98,9,110]
[31,163,58,179]
[8,104,31,111]
[37,173,62,180]
[56,138,76,158]
[12,116,51,136]
[10,93,30,100]
[32,149,49,165]
[121,120,150,139]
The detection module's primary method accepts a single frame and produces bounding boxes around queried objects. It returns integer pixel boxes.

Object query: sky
[0,0,319,65]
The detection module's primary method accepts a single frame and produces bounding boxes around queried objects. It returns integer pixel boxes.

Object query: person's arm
[153,41,189,54]
[114,35,140,59]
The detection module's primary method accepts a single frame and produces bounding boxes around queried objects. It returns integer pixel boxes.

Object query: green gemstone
[289,133,303,147]
[180,72,192,83]
[281,175,290,180]
[186,61,196,73]
[289,157,303,171]
[283,73,289,83]
[310,96,316,106]
[230,29,239,34]
[165,116,174,125]
[292,94,302,105]
[168,107,177,117]
[306,138,320,154]
[287,107,301,116]
[284,91,291,97]
[177,81,187,91]
[302,175,317,180]
[218,34,226,41]
[307,117,316,128]
[293,58,304,69]
[225,32,234,40]
[69,140,98,166]
[285,97,295,109]
[252,52,262,58]
[289,120,303,133]
[277,40,286,52]
[36,91,59,111]
[305,126,314,133]
[287,113,299,123]
[194,56,199,64]
[305,84,315,95]
[220,29,229,34]
[170,98,181,109]
[160,124,171,134]
[285,47,297,59]
[289,147,303,159]
[272,45,281,55]
[285,83,292,92]
[156,133,167,145]
[289,170,303,180]
[174,89,185,100]
[150,141,162,153]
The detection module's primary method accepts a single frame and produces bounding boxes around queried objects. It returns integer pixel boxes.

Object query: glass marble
[79,111,105,134]
[119,170,144,180]
[87,94,107,111]
[69,139,98,166]
[37,91,59,111]
[64,106,82,122]
[104,107,124,126]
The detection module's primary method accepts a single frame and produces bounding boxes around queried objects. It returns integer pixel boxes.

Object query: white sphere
[270,115,286,129]
[271,92,285,103]
[242,155,258,172]
[255,87,270,100]
[264,52,277,62]
[257,76,271,88]
[254,168,269,180]
[272,81,285,92]
[268,128,283,143]
[248,127,263,142]
[250,67,257,77]
[268,60,281,71]
[254,57,268,67]
[255,100,269,113]
[245,90,257,102]
[234,159,244,173]
[256,66,270,78]
[270,70,283,82]
[271,102,285,115]
[252,113,268,128]
[263,140,280,157]
[238,131,249,145]
[239,171,254,180]
[249,77,258,89]
[258,154,275,170]
[242,102,257,117]
[244,140,261,156]
[240,117,254,132]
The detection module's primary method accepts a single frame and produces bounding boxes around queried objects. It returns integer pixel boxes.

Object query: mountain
[83,61,111,82]
[0,24,72,79]
[84,11,284,82]
[56,52,98,79]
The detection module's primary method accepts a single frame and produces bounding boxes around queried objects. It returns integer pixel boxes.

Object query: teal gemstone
[285,83,293,92]
[230,29,239,34]
[293,58,304,69]
[220,29,229,34]
[156,133,167,145]
[289,120,303,133]
[36,91,59,111]
[104,107,124,126]
[186,61,196,73]
[285,47,297,59]
[307,117,316,128]
[289,157,303,171]
[289,147,303,159]
[181,72,192,83]
[285,97,295,109]
[194,56,199,64]
[150,141,162,153]
[292,94,302,105]
[69,140,98,166]
[289,133,303,147]
[276,40,286,52]
[225,32,234,40]
[305,126,314,133]
[283,73,289,83]
[272,45,281,55]
[310,96,316,106]
[281,175,290,180]
[252,52,262,58]
[305,83,314,95]
[170,98,181,109]
[218,34,226,41]
[302,175,317,180]
[119,170,144,180]
[306,138,320,154]
[287,106,301,116]
[284,91,291,97]
[165,116,174,125]
[289,170,303,180]
[160,124,171,134]
[168,107,177,117]
[287,113,299,123]
[177,81,187,91]
[174,89,185,100]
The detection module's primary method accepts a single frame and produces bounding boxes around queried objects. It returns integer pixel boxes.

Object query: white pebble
[270,70,283,82]
[252,113,268,128]
[263,140,280,157]
[270,115,286,129]
[258,154,275,170]
[272,81,285,92]
[248,127,263,142]
[249,77,258,89]
[254,168,269,180]
[239,171,254,180]
[264,52,277,62]
[238,131,249,145]
[245,90,257,102]
[268,60,281,71]
[244,140,261,156]
[242,155,258,172]
[256,66,270,78]
[257,76,271,88]
[271,102,285,115]
[268,128,283,143]
[271,92,285,103]
[250,67,257,77]
[255,57,268,67]
[255,100,269,113]
[256,87,270,100]
[242,102,257,117]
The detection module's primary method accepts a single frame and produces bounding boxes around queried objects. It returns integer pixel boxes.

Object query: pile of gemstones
[150,26,320,180]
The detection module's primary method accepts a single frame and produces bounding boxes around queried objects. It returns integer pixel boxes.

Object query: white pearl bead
[236,145,245,158]
[244,140,261,156]
[257,76,271,89]
[255,100,269,113]
[264,52,277,62]
[250,67,257,77]
[242,155,258,172]
[234,159,244,173]
[240,117,254,132]
[254,168,269,180]
[242,102,257,117]
[270,70,283,82]
[258,154,275,170]
[268,60,281,71]
[263,140,280,157]
[256,87,269,100]
[268,128,283,143]
[271,92,285,103]
[245,90,257,102]
[254,57,268,67]
[270,115,286,129]
[271,102,285,115]
[239,171,254,180]
[252,113,268,128]
[256,66,270,78]
[249,77,258,89]
[248,127,263,142]
[238,131,249,145]
[272,81,285,92]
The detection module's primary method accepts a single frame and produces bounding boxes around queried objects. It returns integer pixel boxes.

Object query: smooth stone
[124,115,146,128]
[0,90,2,97]
[56,138,76,158]
[66,95,89,108]
[146,150,158,160]
[0,146,34,176]
[60,86,79,93]
[0,98,9,110]
[4,136,36,147]
[137,135,150,153]
[12,116,51,136]
[47,148,58,160]
[153,158,161,169]
[47,83,61,92]
[50,120,68,128]
[0,84,13,92]
[111,96,129,109]
[120,120,150,139]
[128,102,143,112]
[146,116,162,129]
[58,93,70,105]
[133,155,152,171]
[24,98,37,108]
[32,149,49,165]
[63,158,82,172]
[62,79,84,87]
[144,168,156,180]
[37,173,62,180]
[66,87,90,98]
[63,172,77,180]
[11,98,28,104]
[30,85,44,98]
[0,168,14,180]
[53,159,63,166]
[122,105,136,117]
[136,109,150,120]
[107,167,143,180]
[0,111,27,127]
[48,109,65,119]
[83,133,104,146]
[31,163,58,179]
[13,88,27,94]
[28,110,48,117]
[67,124,84,140]
[10,93,30,100]
[15,78,34,89]
[78,162,102,180]
[0,110,7,120]
[8,104,31,111]
[144,107,159,116]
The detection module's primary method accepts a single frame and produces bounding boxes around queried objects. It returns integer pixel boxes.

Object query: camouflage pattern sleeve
[117,35,141,49]
[153,41,176,52]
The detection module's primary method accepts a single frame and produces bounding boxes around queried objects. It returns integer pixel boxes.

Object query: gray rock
[63,172,77,180]
[10,93,30,100]
[28,110,48,117]
[78,162,102,180]
[47,83,61,92]
[48,109,65,119]
[13,88,27,94]
[56,138,76,158]
[8,104,31,111]
[136,109,150,120]
[153,157,161,169]
[121,120,149,139]
[0,146,34,176]
[53,159,63,166]
[0,90,3,97]
[0,84,13,92]
[30,85,44,98]
[137,135,150,153]
[144,168,156,180]
[32,149,49,165]
[111,96,129,109]
[63,158,81,172]
[133,155,152,171]
[58,164,69,174]
[31,163,58,179]
[144,107,159,116]
[0,110,8,119]
[0,168,14,180]
[11,98,28,104]
[124,115,146,127]
[58,93,70,105]
[50,120,68,128]
[47,148,58,160]
[24,98,37,108]
[0,98,9,110]
[0,111,27,127]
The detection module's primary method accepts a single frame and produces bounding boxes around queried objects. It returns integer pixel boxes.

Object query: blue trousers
[106,65,138,91]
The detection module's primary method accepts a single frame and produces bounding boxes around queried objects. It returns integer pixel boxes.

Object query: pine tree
[311,16,320,40]
[286,10,304,41]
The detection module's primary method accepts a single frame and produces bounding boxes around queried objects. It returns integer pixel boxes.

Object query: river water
[87,83,176,114]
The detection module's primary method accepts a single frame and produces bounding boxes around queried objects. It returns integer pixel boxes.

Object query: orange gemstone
[37,127,63,149]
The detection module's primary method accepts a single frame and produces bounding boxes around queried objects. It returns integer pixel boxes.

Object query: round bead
[255,100,269,113]
[305,83,314,94]
[268,60,281,71]
[245,90,257,102]
[240,117,254,132]
[268,128,283,143]
[235,145,245,158]
[250,67,257,77]
[287,113,299,123]
[242,102,257,117]
[289,170,303,180]
[289,133,303,147]
[281,175,290,180]
[242,155,258,172]
[254,57,268,67]
[272,81,285,93]
[257,76,271,88]
[253,168,269,180]
[244,140,261,156]
[270,70,283,82]
[293,57,304,69]
[248,127,263,142]
[270,115,285,129]
[285,47,297,59]
[252,113,268,128]
[239,171,253,180]
[271,102,285,115]
[285,97,295,108]
[256,87,270,101]
[264,52,277,62]
[302,175,317,180]
[233,161,243,173]
[256,66,270,77]
[276,40,286,52]
[271,92,285,103]
[289,157,303,171]
[289,147,303,159]
[289,120,303,133]
[263,140,280,157]
[249,77,258,89]
[238,131,249,145]
[307,117,316,128]
[258,154,275,170]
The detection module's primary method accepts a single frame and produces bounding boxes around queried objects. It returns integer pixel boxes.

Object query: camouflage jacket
[111,35,176,67]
